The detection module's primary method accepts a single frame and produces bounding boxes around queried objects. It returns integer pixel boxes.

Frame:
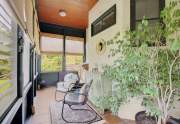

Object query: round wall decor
[96,39,106,55]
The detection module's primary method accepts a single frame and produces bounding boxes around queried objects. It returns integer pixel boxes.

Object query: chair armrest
[67,83,77,91]
[64,90,86,101]
[68,82,83,90]
[66,89,86,96]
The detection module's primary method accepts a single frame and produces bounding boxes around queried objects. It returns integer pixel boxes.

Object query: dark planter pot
[135,111,156,124]
[135,111,180,124]
[167,117,180,124]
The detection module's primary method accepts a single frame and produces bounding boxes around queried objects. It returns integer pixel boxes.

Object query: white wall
[86,0,130,71]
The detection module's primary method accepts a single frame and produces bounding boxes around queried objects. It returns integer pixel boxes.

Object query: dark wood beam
[39,22,86,38]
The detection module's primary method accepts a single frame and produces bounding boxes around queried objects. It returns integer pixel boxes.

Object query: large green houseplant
[103,1,180,124]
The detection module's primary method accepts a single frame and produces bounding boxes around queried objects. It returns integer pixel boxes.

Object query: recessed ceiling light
[59,10,67,17]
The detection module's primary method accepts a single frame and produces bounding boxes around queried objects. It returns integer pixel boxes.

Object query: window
[40,33,85,73]
[91,4,116,36]
[66,55,83,71]
[130,0,165,46]
[131,0,165,30]
[136,0,160,27]
[41,54,63,72]
[40,33,63,72]
[65,36,84,72]
[0,5,17,122]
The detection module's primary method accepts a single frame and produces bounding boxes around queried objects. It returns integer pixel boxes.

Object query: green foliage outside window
[66,54,83,72]
[41,54,83,72]
[66,55,83,65]
[0,24,11,89]
[41,54,63,72]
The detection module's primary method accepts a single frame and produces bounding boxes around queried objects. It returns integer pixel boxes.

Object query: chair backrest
[79,80,93,104]
[64,73,79,82]
[58,71,79,82]
[84,80,93,95]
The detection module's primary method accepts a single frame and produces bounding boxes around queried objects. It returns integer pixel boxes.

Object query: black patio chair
[55,73,79,102]
[61,80,97,123]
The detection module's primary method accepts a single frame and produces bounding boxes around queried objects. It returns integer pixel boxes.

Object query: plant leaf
[170,39,180,51]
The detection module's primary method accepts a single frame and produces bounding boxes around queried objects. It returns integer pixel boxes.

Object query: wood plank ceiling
[37,0,97,29]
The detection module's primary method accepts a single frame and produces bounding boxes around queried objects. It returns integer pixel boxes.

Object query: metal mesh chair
[61,80,97,123]
[55,73,79,102]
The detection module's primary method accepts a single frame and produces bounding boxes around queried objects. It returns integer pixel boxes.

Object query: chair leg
[61,101,70,123]
[69,105,98,123]
[61,102,97,123]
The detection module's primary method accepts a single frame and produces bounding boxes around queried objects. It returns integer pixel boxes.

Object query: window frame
[91,4,116,36]
[41,53,63,73]
[40,33,85,72]
[0,5,21,122]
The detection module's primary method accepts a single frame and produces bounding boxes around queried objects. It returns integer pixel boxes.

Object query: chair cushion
[79,80,92,95]
[57,80,75,92]
[63,81,75,89]
[57,81,74,92]
[79,84,88,95]
[64,80,93,105]
[65,93,85,105]
[64,73,79,82]
[58,71,79,81]
[78,83,90,102]
[56,83,69,92]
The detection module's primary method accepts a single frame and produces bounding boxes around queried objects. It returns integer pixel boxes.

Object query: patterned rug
[49,101,103,124]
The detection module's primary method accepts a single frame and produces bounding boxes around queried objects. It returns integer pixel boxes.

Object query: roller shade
[65,36,84,55]
[40,35,63,53]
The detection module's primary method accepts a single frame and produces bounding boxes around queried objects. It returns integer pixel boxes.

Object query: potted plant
[103,1,180,124]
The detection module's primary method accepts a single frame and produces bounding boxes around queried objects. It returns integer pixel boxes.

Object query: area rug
[49,101,103,124]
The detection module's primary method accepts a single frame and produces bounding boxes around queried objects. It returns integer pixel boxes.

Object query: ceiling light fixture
[59,10,67,17]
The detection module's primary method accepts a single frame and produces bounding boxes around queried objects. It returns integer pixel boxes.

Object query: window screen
[41,54,63,72]
[40,34,63,72]
[136,0,159,20]
[0,5,17,121]
[135,0,160,28]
